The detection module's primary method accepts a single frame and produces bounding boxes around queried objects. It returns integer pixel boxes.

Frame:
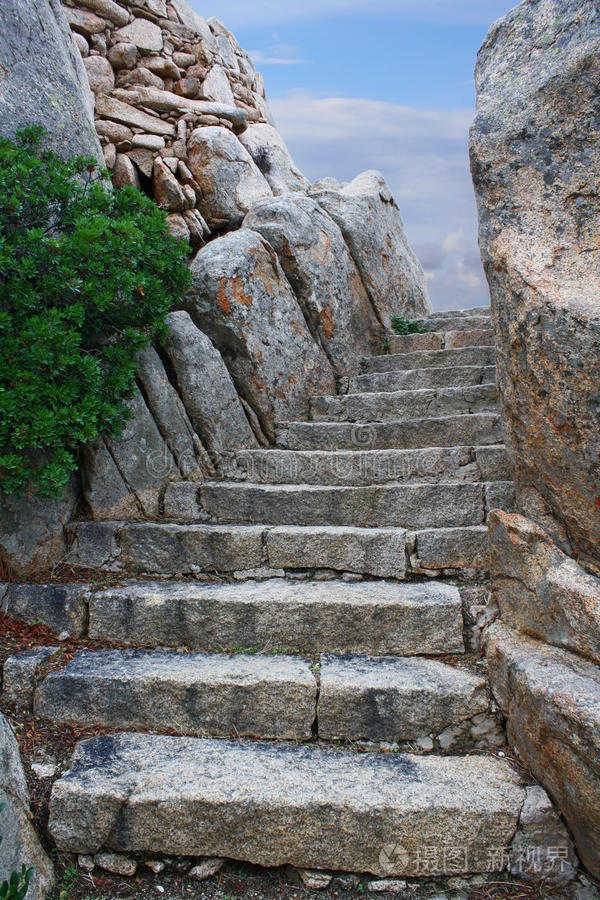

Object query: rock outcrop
[185,230,336,432]
[470,0,600,574]
[472,0,600,879]
[0,0,102,162]
[310,171,431,328]
[0,714,54,900]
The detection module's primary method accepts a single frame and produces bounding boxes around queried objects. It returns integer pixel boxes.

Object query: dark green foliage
[390,315,427,335]
[0,127,191,497]
[0,803,34,900]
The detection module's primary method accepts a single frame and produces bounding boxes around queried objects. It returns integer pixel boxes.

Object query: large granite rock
[0,714,54,900]
[185,230,335,434]
[310,171,431,328]
[0,0,102,162]
[82,390,176,519]
[162,311,257,462]
[486,622,600,878]
[243,196,381,374]
[239,124,310,196]
[489,510,600,664]
[0,477,78,577]
[136,346,212,482]
[470,0,600,573]
[187,126,272,229]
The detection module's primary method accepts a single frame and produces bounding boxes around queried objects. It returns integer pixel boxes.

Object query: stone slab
[35,649,317,740]
[48,734,525,874]
[318,655,488,742]
[361,347,495,374]
[88,579,464,655]
[350,365,496,394]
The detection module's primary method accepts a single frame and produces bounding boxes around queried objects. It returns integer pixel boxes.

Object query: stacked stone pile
[62,0,280,245]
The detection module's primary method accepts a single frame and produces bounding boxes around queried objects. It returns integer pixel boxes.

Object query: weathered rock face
[0,714,54,900]
[489,510,600,664]
[162,311,257,462]
[0,0,102,162]
[0,477,79,578]
[486,623,600,878]
[470,0,600,573]
[185,230,336,433]
[82,390,176,520]
[239,124,310,196]
[310,171,431,328]
[187,126,272,229]
[243,196,381,374]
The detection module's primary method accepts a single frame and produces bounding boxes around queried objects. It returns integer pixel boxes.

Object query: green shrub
[0,127,191,498]
[0,804,34,900]
[390,315,427,336]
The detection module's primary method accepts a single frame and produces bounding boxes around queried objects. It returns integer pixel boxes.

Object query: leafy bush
[390,315,427,335]
[0,803,34,900]
[0,127,191,498]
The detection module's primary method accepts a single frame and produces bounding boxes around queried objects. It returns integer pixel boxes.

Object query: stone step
[34,649,318,740]
[318,654,489,743]
[181,481,500,529]
[350,364,497,394]
[360,346,496,374]
[415,313,492,333]
[230,445,512,486]
[67,520,495,579]
[409,525,489,574]
[310,383,498,423]
[85,579,464,655]
[48,734,525,875]
[276,413,505,451]
[387,328,493,354]
[31,649,490,745]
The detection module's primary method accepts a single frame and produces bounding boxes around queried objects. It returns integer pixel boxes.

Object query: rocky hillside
[0,0,431,575]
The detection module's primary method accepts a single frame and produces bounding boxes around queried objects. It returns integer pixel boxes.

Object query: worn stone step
[34,649,317,740]
[230,445,513,486]
[276,413,505,451]
[409,526,490,574]
[48,734,525,875]
[310,383,498,423]
[416,313,492,333]
[318,654,489,742]
[86,579,464,655]
[350,365,497,394]
[360,346,496,374]
[387,329,494,354]
[186,482,489,529]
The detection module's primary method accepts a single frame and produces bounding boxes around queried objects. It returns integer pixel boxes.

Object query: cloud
[248,42,309,65]
[199,0,515,30]
[269,91,488,310]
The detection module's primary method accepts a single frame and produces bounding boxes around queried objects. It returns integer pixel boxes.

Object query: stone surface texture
[244,196,381,374]
[185,229,335,432]
[49,734,525,875]
[0,0,102,162]
[310,171,431,328]
[489,510,600,664]
[0,714,54,900]
[486,622,600,878]
[470,0,600,573]
[239,124,310,196]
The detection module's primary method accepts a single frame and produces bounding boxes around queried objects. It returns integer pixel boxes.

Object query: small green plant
[0,804,34,900]
[0,127,191,498]
[390,315,428,335]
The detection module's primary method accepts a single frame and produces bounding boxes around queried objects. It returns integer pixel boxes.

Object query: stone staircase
[5,306,543,883]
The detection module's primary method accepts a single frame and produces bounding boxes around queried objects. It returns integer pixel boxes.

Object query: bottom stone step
[49,735,525,875]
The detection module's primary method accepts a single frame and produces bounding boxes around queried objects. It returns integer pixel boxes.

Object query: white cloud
[269,91,488,310]
[249,50,308,65]
[199,0,516,30]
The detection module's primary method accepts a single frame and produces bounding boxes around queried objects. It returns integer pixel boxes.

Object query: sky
[190,0,519,310]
